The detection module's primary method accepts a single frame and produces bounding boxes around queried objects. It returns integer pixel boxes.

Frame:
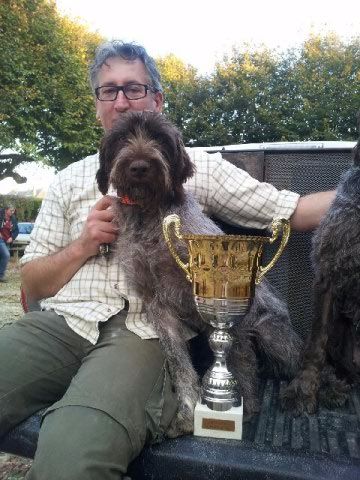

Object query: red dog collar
[119,195,138,205]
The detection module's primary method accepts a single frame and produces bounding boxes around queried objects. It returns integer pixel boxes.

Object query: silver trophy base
[194,399,243,440]
[193,296,246,439]
[195,296,247,407]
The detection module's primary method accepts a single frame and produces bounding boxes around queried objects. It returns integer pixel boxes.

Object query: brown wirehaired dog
[97,111,302,436]
[282,133,360,415]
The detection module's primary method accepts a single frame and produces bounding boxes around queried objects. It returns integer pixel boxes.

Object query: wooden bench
[10,240,28,260]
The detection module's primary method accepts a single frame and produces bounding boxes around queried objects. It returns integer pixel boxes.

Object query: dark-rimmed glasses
[95,83,156,101]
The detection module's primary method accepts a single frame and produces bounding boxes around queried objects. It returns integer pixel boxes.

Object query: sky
[0,0,358,194]
[56,0,359,74]
[0,162,56,195]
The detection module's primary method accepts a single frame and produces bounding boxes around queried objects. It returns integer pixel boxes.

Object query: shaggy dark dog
[97,111,302,435]
[282,134,360,416]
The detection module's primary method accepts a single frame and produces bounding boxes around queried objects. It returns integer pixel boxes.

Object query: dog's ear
[353,140,360,167]
[96,135,110,195]
[169,132,196,204]
[96,131,119,195]
[352,111,360,167]
[174,133,195,184]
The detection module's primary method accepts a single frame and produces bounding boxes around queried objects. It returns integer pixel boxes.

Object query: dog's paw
[243,397,260,422]
[166,400,195,438]
[166,412,194,438]
[166,386,200,438]
[280,375,318,416]
[319,378,350,409]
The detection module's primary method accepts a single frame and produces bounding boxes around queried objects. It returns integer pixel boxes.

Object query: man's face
[95,57,163,132]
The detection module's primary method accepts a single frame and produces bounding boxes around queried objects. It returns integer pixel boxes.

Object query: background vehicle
[11,222,34,258]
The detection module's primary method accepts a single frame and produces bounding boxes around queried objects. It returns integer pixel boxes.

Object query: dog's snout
[129,160,150,178]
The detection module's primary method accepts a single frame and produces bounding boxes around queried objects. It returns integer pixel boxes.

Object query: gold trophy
[163,215,290,440]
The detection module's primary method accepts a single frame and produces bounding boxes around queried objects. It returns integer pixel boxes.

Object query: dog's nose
[129,160,150,177]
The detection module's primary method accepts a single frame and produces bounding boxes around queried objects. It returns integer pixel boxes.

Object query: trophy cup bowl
[163,215,290,439]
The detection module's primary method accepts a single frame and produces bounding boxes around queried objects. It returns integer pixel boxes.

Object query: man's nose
[113,91,131,111]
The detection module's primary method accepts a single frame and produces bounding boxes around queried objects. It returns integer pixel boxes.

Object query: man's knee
[28,405,135,480]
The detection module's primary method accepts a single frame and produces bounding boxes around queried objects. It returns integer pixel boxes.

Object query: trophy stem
[202,327,241,412]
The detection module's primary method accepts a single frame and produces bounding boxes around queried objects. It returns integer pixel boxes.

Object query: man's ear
[153,91,164,113]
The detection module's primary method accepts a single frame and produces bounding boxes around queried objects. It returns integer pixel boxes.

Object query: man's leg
[0,239,10,280]
[0,311,88,435]
[27,315,178,480]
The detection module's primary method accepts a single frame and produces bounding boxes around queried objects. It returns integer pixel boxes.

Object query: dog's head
[96,111,195,208]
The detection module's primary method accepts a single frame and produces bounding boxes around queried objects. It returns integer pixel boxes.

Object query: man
[0,205,18,282]
[0,41,335,480]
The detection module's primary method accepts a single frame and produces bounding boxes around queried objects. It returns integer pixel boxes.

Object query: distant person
[0,205,19,282]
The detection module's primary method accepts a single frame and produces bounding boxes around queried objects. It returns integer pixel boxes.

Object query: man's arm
[21,196,118,301]
[290,190,336,232]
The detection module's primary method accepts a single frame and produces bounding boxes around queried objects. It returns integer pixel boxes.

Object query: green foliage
[208,47,282,144]
[0,0,104,179]
[157,55,203,144]
[158,35,359,146]
[0,195,42,221]
[286,34,360,140]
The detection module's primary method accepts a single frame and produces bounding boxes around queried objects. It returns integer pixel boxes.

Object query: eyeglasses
[95,83,156,101]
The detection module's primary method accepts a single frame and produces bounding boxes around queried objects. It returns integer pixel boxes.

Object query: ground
[0,259,23,329]
[0,258,33,479]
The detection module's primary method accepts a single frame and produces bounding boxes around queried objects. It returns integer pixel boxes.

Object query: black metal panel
[221,151,265,182]
[263,150,351,338]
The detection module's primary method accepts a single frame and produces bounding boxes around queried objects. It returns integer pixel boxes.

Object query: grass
[0,258,23,327]
[0,454,32,480]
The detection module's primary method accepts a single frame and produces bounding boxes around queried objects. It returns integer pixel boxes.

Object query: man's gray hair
[89,40,163,93]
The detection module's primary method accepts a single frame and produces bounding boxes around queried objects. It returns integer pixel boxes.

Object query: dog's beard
[123,184,158,203]
[111,171,172,209]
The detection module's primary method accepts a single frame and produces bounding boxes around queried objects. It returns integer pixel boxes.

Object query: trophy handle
[256,218,290,284]
[162,214,191,282]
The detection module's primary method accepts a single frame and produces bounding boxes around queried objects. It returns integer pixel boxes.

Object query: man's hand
[77,196,118,258]
[21,195,119,301]
[6,237,12,244]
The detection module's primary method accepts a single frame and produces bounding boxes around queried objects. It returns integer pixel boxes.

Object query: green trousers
[0,311,178,479]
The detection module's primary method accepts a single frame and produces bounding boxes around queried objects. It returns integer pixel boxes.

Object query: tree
[0,0,103,182]
[156,54,210,145]
[287,34,360,140]
[185,35,359,146]
[210,46,281,144]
